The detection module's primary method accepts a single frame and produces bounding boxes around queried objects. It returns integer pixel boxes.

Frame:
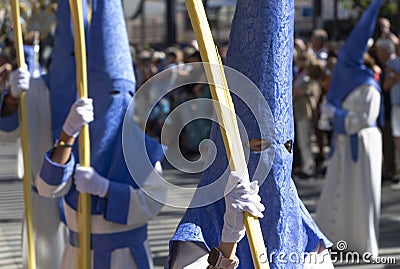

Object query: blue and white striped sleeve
[35,150,76,198]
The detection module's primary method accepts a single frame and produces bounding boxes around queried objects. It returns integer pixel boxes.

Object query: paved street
[0,141,399,268]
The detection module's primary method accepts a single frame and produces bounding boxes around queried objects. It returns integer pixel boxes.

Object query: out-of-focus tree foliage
[0,0,57,44]
[340,0,397,18]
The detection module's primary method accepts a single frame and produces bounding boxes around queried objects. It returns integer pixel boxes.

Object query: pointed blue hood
[47,0,88,137]
[88,0,136,110]
[327,0,382,109]
[87,0,163,187]
[170,0,331,268]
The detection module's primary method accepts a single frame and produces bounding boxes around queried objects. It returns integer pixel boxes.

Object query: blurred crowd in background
[1,17,400,188]
[292,18,400,190]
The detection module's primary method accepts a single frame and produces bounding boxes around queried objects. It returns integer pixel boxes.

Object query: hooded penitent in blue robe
[327,0,383,161]
[0,47,45,131]
[169,0,331,268]
[316,0,383,258]
[0,0,85,133]
[36,0,164,268]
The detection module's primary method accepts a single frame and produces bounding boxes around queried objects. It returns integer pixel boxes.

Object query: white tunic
[316,84,382,258]
[0,77,68,269]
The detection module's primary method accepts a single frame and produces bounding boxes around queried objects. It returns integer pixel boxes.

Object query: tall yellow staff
[10,1,36,268]
[184,0,269,268]
[69,1,91,268]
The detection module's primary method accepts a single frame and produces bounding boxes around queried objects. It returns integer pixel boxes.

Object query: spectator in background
[293,37,308,79]
[293,52,324,177]
[145,47,181,138]
[365,52,382,82]
[135,50,157,89]
[322,54,337,97]
[315,53,337,174]
[308,31,329,170]
[381,39,400,190]
[152,50,166,73]
[295,37,308,53]
[292,51,311,174]
[316,53,337,171]
[309,29,329,65]
[326,40,341,57]
[292,39,310,172]
[375,38,399,182]
[378,17,399,47]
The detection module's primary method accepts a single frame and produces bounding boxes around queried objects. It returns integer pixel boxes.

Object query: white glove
[320,102,336,119]
[74,165,110,197]
[10,65,30,98]
[62,98,94,137]
[221,172,265,243]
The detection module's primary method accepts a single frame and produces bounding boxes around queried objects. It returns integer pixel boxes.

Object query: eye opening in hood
[246,138,271,152]
[284,140,292,153]
[109,90,134,97]
[109,90,121,96]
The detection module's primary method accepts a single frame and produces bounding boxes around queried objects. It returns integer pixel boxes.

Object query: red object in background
[374,72,380,82]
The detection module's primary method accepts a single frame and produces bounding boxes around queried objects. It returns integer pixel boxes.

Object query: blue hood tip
[338,0,383,66]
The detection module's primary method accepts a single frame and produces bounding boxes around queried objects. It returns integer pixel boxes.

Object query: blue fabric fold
[350,135,358,161]
[0,110,18,132]
[69,225,150,269]
[332,109,348,134]
[105,181,130,224]
[0,91,19,132]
